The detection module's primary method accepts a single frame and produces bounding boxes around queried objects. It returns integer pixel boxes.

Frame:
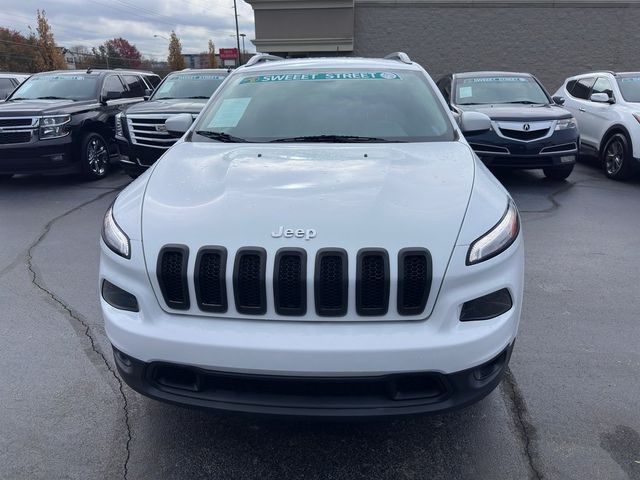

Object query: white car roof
[239,57,421,74]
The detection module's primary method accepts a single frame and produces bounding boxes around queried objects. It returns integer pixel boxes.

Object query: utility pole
[233,0,241,66]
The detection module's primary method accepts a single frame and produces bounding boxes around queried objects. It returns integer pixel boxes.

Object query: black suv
[0,69,160,180]
[116,68,230,177]
[437,72,579,180]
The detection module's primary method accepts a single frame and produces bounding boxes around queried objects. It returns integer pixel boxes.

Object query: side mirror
[552,95,565,106]
[590,92,614,104]
[460,111,492,134]
[101,90,122,104]
[165,113,193,138]
[144,88,153,101]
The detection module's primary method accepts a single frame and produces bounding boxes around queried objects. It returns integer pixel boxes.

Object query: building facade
[245,0,640,90]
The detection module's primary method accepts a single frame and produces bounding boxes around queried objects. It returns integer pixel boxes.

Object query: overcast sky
[0,0,256,60]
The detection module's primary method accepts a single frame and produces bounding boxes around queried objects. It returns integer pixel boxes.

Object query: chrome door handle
[579,108,586,112]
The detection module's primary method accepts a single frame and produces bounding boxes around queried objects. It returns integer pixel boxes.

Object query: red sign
[219,48,238,60]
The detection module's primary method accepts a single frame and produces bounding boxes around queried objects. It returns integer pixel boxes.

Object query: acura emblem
[523,123,531,131]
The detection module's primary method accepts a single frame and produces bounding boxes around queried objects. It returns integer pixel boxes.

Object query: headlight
[115,112,125,138]
[39,115,71,139]
[102,204,130,259]
[555,118,576,130]
[467,201,520,265]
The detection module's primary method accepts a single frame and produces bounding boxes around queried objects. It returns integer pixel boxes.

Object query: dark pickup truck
[116,68,229,177]
[0,69,160,180]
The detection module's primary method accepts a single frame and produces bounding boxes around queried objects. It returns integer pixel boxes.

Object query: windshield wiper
[35,96,68,100]
[270,135,397,143]
[155,97,175,100]
[195,130,248,143]
[502,100,543,105]
[185,95,210,99]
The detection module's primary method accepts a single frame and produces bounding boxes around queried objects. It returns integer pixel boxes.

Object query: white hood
[141,140,476,320]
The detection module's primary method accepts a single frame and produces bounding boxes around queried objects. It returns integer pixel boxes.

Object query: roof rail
[243,53,284,68]
[384,52,412,64]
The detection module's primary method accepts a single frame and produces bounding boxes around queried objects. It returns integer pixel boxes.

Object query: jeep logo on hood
[271,226,317,241]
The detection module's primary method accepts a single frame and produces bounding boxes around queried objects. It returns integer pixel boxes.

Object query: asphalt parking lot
[1,163,639,480]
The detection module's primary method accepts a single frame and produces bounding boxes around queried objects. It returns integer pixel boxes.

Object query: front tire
[543,165,574,181]
[81,133,110,180]
[602,133,634,180]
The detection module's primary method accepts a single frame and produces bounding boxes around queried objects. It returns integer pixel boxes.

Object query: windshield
[152,73,227,100]
[617,75,640,102]
[9,74,99,101]
[455,75,549,105]
[194,69,454,143]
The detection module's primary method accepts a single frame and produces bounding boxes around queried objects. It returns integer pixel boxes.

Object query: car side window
[145,75,161,88]
[570,77,595,100]
[591,77,614,100]
[102,75,125,96]
[122,75,145,98]
[0,78,15,99]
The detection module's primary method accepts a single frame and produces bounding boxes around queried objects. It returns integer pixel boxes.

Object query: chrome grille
[126,114,178,149]
[0,116,37,145]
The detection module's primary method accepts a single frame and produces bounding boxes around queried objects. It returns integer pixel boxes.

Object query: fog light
[460,288,512,322]
[102,280,139,312]
[560,155,575,163]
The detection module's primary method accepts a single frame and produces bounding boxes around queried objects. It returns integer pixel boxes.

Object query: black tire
[601,133,634,180]
[543,164,574,181]
[80,132,110,180]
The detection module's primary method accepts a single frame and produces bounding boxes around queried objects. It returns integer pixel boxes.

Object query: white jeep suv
[100,53,524,417]
[555,72,640,180]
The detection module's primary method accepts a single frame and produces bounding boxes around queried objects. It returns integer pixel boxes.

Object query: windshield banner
[240,72,401,84]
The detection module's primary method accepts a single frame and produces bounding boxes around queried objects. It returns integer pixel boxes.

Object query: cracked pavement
[1,163,639,479]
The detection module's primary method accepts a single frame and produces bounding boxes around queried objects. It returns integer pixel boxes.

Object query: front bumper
[466,128,579,168]
[117,137,165,173]
[100,235,524,415]
[112,341,514,417]
[0,135,77,174]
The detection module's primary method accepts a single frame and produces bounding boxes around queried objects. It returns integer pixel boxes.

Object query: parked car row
[0,68,161,180]
[1,65,639,183]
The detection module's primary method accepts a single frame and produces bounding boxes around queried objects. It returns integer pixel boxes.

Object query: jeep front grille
[157,247,433,319]
[126,114,178,150]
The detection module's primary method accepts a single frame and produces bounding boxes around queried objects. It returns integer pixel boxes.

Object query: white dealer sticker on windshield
[459,86,472,98]
[157,81,175,94]
[208,97,251,128]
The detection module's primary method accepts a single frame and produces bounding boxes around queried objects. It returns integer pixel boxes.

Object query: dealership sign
[219,48,239,60]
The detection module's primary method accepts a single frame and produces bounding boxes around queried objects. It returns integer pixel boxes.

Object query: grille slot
[356,249,390,316]
[233,248,267,315]
[398,249,432,316]
[126,114,178,149]
[274,249,307,316]
[0,118,34,128]
[157,246,190,310]
[0,132,31,145]
[315,249,348,317]
[195,247,227,313]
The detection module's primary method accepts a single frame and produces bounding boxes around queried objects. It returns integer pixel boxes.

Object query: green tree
[207,39,217,68]
[167,31,185,71]
[34,10,66,71]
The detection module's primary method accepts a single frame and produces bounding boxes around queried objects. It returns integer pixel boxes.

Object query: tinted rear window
[569,78,595,100]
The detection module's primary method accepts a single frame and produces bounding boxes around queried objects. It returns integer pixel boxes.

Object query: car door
[580,77,617,151]
[566,77,597,149]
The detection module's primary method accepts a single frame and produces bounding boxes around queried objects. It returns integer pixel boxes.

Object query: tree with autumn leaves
[34,10,67,71]
[167,31,185,70]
